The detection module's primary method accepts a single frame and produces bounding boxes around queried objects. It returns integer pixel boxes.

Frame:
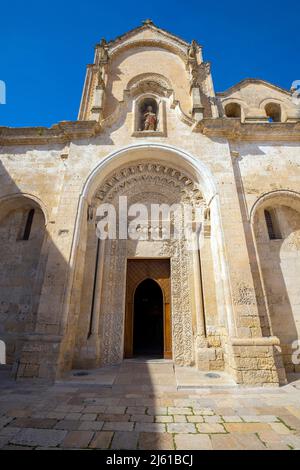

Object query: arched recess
[251,190,300,372]
[61,144,233,374]
[0,194,48,364]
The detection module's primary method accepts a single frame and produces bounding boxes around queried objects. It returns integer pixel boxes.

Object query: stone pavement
[0,361,300,450]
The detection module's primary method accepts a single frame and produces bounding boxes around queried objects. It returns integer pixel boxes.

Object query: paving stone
[89,431,114,449]
[105,406,126,415]
[173,415,188,423]
[0,416,14,427]
[222,415,243,423]
[0,436,10,449]
[187,415,204,423]
[167,423,197,434]
[278,415,300,431]
[54,420,81,431]
[270,422,292,434]
[126,407,147,415]
[175,434,212,450]
[103,422,134,432]
[192,407,214,415]
[138,432,174,450]
[9,418,57,429]
[204,415,223,423]
[0,427,21,438]
[241,415,279,423]
[130,414,154,422]
[6,410,30,418]
[61,431,94,448]
[168,407,192,415]
[211,433,266,450]
[80,413,97,421]
[155,415,173,423]
[111,431,139,450]
[197,423,227,434]
[68,406,85,413]
[78,421,104,431]
[97,413,130,422]
[47,412,66,420]
[66,412,82,420]
[11,428,67,447]
[147,407,168,415]
[135,423,166,433]
[224,423,271,433]
[283,434,300,450]
[83,406,106,414]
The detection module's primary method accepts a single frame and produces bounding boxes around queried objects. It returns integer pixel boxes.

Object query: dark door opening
[133,278,164,357]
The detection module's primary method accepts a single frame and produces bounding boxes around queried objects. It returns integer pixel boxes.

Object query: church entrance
[124,259,172,359]
[133,279,163,357]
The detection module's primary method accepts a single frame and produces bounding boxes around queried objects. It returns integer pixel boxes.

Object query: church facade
[1,21,300,386]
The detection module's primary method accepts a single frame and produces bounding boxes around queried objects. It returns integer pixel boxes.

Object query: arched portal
[133,279,164,357]
[69,144,228,374]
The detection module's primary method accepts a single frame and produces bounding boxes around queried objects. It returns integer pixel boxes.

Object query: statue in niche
[143,105,157,131]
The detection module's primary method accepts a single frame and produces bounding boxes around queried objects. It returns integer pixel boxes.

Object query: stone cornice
[217,78,292,97]
[0,121,102,146]
[193,118,300,141]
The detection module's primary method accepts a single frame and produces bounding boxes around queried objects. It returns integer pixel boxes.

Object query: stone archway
[68,144,232,379]
[93,161,204,367]
[72,154,214,369]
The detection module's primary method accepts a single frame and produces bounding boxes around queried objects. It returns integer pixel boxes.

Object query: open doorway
[133,279,164,357]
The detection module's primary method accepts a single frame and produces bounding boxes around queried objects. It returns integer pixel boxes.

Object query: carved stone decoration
[98,38,109,64]
[94,162,203,206]
[93,162,205,367]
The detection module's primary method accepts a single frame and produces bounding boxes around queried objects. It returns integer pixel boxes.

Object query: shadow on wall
[0,159,70,379]
[254,202,300,373]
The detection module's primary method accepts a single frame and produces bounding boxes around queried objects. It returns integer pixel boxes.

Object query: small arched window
[264,209,281,240]
[224,103,241,118]
[265,103,281,123]
[22,209,35,241]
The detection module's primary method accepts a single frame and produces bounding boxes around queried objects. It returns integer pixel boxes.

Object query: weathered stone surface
[89,431,113,449]
[175,434,212,450]
[135,423,166,433]
[197,423,227,433]
[11,428,67,447]
[61,431,94,448]
[103,422,134,432]
[167,423,197,434]
[138,432,174,450]
[111,431,139,450]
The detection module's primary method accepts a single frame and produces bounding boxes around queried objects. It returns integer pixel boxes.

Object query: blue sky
[0,0,298,127]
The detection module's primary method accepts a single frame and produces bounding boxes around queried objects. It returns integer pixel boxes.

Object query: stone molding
[194,118,300,141]
[1,118,299,146]
[0,121,102,146]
